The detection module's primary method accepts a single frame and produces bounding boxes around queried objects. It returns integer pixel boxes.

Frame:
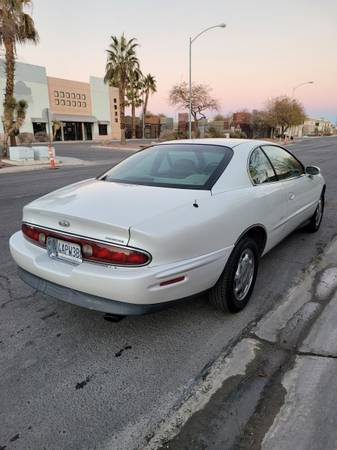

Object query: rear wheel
[209,237,259,313]
[306,193,324,233]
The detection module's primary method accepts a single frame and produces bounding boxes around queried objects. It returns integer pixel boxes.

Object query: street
[1,136,337,450]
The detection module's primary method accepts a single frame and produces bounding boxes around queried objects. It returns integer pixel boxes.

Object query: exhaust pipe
[103,313,125,323]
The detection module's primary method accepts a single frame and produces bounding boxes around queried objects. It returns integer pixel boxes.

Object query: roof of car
[159,138,273,150]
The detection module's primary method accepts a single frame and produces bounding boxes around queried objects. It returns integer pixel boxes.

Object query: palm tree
[141,74,157,138]
[104,34,140,144]
[126,68,143,138]
[0,0,39,157]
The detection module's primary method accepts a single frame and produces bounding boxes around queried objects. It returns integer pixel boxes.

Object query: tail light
[21,223,151,266]
[22,223,47,247]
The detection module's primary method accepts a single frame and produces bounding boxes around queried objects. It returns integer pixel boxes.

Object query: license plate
[47,237,82,264]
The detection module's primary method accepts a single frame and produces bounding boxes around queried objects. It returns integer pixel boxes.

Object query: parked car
[9,139,325,316]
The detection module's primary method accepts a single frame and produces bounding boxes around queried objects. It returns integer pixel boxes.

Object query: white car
[9,139,325,316]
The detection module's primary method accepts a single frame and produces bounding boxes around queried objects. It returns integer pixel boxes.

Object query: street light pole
[188,23,226,139]
[292,81,314,97]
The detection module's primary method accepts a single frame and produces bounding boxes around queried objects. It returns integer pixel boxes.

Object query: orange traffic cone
[48,144,57,169]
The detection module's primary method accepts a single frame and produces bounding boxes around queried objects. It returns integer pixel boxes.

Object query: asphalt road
[1,137,337,450]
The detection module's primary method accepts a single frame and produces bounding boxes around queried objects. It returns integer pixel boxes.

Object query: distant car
[9,139,325,315]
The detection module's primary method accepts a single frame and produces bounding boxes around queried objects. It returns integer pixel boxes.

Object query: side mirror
[306,165,320,176]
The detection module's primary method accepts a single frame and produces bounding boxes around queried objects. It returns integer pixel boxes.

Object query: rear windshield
[100,143,233,190]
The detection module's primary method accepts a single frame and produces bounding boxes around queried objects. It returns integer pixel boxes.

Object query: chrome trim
[22,222,152,267]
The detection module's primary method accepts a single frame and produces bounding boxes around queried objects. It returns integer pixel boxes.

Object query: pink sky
[17,0,337,122]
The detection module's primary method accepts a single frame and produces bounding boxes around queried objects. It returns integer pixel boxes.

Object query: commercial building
[302,118,335,136]
[0,61,121,141]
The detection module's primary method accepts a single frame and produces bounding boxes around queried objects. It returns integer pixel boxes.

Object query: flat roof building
[0,61,121,141]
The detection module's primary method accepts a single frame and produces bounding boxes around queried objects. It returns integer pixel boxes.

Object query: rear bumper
[10,231,232,312]
[18,267,174,315]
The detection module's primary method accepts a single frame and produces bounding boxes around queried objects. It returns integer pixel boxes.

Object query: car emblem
[58,220,70,227]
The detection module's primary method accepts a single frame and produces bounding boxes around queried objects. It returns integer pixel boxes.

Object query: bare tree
[169,82,218,137]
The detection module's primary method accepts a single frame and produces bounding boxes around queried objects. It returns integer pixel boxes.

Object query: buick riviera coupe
[10,139,325,316]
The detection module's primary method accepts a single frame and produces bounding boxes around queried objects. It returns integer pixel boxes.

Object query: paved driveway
[0,137,336,450]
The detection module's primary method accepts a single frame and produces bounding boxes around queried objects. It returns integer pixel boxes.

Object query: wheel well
[322,184,326,196]
[240,226,267,256]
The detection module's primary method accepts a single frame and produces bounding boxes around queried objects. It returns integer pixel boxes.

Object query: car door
[248,147,288,250]
[261,145,319,234]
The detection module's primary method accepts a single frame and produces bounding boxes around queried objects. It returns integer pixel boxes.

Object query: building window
[33,122,47,134]
[76,93,80,99]
[113,98,117,103]
[115,111,118,116]
[114,105,117,110]
[115,118,118,123]
[71,93,75,99]
[77,101,81,107]
[60,91,64,98]
[82,102,86,108]
[82,94,86,100]
[66,92,70,98]
[66,100,71,106]
[55,99,60,105]
[72,101,76,106]
[61,99,65,105]
[54,90,59,97]
[98,124,108,135]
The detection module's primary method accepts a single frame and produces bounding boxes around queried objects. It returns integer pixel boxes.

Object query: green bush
[159,130,187,141]
[230,130,247,138]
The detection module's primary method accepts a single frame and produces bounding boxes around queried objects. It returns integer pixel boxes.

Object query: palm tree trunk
[131,100,136,139]
[142,92,149,138]
[3,37,16,158]
[119,83,126,144]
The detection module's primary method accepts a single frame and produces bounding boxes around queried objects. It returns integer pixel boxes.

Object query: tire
[306,193,324,233]
[209,237,259,313]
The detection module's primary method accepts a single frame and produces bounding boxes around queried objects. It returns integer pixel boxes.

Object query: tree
[250,109,271,138]
[13,98,28,134]
[266,96,306,137]
[126,67,143,139]
[52,120,62,140]
[3,97,28,142]
[104,34,140,144]
[0,0,39,157]
[169,82,218,137]
[213,114,225,121]
[141,73,157,137]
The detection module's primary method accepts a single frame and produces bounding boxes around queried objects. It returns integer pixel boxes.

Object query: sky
[15,0,337,122]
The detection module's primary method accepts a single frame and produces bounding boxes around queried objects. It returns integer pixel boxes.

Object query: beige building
[48,76,120,141]
[302,118,334,136]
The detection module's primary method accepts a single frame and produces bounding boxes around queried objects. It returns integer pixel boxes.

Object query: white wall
[0,61,50,134]
[89,76,111,139]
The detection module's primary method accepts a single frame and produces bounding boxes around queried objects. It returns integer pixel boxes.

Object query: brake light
[81,241,149,265]
[21,223,150,266]
[22,223,47,248]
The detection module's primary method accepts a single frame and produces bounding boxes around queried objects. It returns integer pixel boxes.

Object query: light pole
[292,81,314,97]
[188,23,226,139]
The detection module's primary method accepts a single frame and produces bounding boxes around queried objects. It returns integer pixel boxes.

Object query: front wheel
[306,193,324,233]
[209,237,259,313]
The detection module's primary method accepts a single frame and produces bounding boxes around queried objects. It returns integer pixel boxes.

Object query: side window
[262,145,304,180]
[249,147,277,184]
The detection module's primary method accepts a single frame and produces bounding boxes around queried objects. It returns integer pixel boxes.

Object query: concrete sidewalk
[0,156,114,174]
[145,236,337,450]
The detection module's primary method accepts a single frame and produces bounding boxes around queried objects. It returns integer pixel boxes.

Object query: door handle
[289,193,295,200]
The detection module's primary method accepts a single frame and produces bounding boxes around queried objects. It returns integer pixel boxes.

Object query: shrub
[206,126,223,138]
[159,130,187,141]
[34,132,50,142]
[17,132,34,144]
[230,130,247,138]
